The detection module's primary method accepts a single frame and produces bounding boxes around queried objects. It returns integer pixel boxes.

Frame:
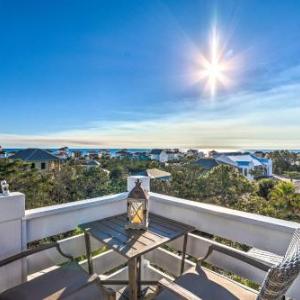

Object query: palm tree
[270,181,295,201]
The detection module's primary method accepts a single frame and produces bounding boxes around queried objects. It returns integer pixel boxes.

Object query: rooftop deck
[0,176,299,299]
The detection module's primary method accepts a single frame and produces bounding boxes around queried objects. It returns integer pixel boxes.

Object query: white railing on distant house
[0,176,299,298]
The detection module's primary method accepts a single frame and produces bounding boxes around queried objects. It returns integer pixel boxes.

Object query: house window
[244,168,248,176]
[41,162,46,170]
[31,163,35,169]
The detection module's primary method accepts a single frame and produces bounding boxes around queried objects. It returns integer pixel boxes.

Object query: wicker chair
[257,229,300,299]
[156,229,300,300]
[0,242,115,300]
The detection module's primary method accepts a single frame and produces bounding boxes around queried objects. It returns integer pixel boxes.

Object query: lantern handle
[135,179,142,187]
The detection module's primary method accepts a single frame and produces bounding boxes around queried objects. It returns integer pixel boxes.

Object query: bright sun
[198,27,232,97]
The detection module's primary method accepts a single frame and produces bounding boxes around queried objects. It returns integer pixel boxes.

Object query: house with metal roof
[10,148,60,171]
[196,152,272,180]
[221,153,273,179]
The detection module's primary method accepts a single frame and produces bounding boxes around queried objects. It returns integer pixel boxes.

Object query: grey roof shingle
[150,149,163,155]
[194,158,219,170]
[11,148,59,161]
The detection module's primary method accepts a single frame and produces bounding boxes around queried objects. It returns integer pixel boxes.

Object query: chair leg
[84,232,94,274]
[180,234,188,274]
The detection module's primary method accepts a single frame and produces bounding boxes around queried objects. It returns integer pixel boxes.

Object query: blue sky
[1,0,300,149]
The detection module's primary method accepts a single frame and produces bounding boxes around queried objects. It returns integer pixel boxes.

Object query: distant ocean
[3,148,151,157]
[3,148,300,156]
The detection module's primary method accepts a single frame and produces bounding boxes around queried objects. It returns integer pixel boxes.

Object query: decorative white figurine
[1,180,10,196]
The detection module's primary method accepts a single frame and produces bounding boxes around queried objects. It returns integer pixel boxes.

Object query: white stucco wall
[0,192,25,292]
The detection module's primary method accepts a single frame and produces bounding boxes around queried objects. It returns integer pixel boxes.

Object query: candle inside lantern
[132,208,143,224]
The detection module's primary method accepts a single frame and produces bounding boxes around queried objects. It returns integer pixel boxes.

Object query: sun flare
[197,27,233,97]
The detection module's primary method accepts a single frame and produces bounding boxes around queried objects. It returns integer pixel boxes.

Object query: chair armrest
[197,243,271,272]
[0,242,74,268]
[158,278,202,300]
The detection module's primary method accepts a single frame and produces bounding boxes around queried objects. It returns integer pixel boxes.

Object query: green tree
[151,164,205,200]
[77,167,111,198]
[249,166,266,179]
[198,165,255,207]
[257,178,275,199]
[1,155,299,223]
[269,150,299,174]
[268,181,300,221]
[50,165,80,204]
[270,181,295,202]
[110,165,126,181]
[0,159,53,208]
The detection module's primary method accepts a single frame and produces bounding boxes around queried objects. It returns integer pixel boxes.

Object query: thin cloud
[1,64,300,149]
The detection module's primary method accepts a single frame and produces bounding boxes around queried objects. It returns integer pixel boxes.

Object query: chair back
[257,229,300,300]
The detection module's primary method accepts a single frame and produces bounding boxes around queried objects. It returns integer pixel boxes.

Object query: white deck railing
[0,176,299,298]
[149,192,299,255]
[25,192,128,242]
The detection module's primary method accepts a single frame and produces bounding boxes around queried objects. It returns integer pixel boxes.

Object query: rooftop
[195,158,220,169]
[10,148,59,162]
[226,154,264,166]
[146,168,171,179]
[150,149,164,155]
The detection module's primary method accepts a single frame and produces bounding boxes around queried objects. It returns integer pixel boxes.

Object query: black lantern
[125,179,149,230]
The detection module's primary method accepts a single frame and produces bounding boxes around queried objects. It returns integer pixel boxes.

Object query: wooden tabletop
[79,213,194,259]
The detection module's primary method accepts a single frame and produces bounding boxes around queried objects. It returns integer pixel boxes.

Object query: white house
[215,153,272,180]
[159,151,169,163]
[54,147,74,160]
[150,149,185,162]
[196,152,272,180]
[149,149,168,162]
[186,149,205,159]
[165,150,176,161]
[166,149,184,161]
